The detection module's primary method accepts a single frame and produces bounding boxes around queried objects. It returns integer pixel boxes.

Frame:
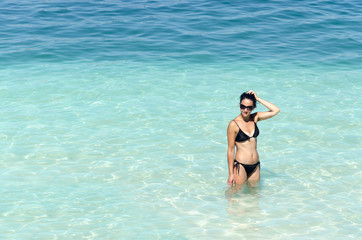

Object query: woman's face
[240,99,254,116]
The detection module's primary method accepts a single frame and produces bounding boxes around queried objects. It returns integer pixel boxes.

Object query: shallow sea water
[1,0,362,239]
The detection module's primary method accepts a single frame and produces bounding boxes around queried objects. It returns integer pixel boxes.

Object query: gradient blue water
[1,0,361,239]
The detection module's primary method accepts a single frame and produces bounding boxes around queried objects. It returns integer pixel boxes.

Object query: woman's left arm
[248,90,280,122]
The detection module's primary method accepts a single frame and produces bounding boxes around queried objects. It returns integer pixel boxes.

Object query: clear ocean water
[1,0,361,239]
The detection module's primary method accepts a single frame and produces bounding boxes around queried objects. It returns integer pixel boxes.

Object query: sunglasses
[240,104,254,110]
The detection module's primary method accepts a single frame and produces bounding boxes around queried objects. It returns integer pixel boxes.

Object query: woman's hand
[227,174,235,186]
[247,90,259,101]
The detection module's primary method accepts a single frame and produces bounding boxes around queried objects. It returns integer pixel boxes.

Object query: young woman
[227,90,280,186]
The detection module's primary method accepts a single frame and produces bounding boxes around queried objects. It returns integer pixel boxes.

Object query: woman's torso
[234,118,259,164]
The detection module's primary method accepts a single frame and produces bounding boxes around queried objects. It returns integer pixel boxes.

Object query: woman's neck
[240,114,250,122]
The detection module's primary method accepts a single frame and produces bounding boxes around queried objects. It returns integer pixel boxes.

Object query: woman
[227,90,280,186]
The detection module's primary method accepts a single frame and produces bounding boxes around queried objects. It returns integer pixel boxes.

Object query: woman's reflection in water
[225,181,261,215]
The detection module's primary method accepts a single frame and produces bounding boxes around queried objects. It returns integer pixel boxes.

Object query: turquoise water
[1,0,361,239]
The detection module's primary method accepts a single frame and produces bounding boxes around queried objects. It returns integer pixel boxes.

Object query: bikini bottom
[233,159,260,178]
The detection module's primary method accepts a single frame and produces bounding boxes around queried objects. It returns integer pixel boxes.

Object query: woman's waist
[235,151,259,164]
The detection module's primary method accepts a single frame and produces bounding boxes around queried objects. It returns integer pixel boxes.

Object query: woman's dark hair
[240,92,257,108]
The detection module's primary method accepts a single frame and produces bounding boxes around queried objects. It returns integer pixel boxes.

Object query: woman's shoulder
[228,119,236,126]
[228,117,239,128]
[227,119,239,135]
[251,113,259,123]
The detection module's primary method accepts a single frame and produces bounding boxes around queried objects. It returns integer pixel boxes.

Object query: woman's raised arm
[247,90,280,122]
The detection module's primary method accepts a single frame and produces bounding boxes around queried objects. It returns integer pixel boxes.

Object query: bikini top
[234,120,259,142]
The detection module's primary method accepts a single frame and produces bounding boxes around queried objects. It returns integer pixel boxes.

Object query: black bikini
[233,120,260,178]
[233,160,260,178]
[234,120,259,142]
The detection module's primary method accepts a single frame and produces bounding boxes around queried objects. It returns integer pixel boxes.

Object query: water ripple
[1,0,362,66]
